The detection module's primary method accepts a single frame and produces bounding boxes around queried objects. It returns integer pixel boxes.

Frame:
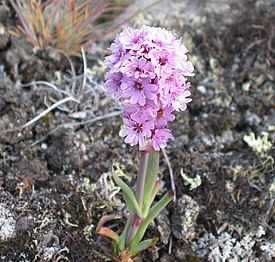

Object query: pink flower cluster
[104,26,194,150]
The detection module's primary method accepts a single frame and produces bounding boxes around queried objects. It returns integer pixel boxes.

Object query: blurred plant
[9,0,132,57]
[243,131,272,157]
[96,26,194,261]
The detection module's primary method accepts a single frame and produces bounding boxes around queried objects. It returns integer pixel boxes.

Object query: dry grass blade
[22,96,80,128]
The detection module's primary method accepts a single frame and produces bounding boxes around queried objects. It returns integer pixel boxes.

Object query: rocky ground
[0,0,274,261]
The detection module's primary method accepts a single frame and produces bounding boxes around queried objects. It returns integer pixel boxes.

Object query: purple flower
[180,61,195,76]
[105,40,129,73]
[151,128,173,151]
[148,27,177,51]
[172,90,192,112]
[155,106,175,128]
[104,26,194,150]
[119,26,149,51]
[119,117,154,148]
[105,72,126,98]
[122,78,157,106]
[148,50,176,76]
[158,74,187,107]
[123,102,157,122]
[121,57,155,79]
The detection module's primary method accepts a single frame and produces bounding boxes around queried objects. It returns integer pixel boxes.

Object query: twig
[80,47,87,97]
[168,235,173,254]
[22,96,79,128]
[46,96,71,113]
[0,96,80,135]
[66,55,77,96]
[261,197,275,236]
[162,148,176,202]
[19,80,69,97]
[66,110,122,128]
[30,110,122,147]
[244,39,265,53]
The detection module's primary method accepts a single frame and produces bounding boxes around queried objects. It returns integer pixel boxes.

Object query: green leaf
[127,237,158,256]
[142,150,159,216]
[112,168,143,218]
[149,179,161,206]
[118,214,133,251]
[130,190,174,248]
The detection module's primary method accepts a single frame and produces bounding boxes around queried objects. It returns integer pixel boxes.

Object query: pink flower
[104,26,194,150]
[151,129,173,151]
[155,106,175,128]
[119,117,154,148]
[105,72,127,98]
[148,50,176,76]
[180,61,195,76]
[172,90,193,112]
[122,78,157,106]
[121,57,155,79]
[123,102,157,121]
[119,26,149,51]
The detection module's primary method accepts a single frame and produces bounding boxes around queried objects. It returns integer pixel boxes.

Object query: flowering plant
[97,26,194,261]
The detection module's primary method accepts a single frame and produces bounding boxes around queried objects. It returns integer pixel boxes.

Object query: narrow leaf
[130,190,174,248]
[126,214,142,246]
[96,214,121,232]
[97,227,120,244]
[112,169,143,218]
[118,214,133,251]
[149,179,161,206]
[142,150,159,216]
[127,237,158,256]
[136,150,149,207]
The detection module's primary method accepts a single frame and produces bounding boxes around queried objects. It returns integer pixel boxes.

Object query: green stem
[136,150,150,207]
[126,213,142,246]
[125,149,159,246]
[118,214,133,251]
[142,150,159,217]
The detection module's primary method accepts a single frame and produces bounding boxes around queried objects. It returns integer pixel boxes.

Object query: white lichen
[0,203,16,241]
[192,226,275,262]
[243,131,272,156]
[180,169,202,190]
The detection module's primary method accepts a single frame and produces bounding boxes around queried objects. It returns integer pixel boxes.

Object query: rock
[16,215,35,233]
[171,195,200,241]
[0,4,9,23]
[197,85,206,94]
[156,212,171,245]
[244,111,261,127]
[0,203,16,241]
[0,64,5,80]
[216,130,234,145]
[0,23,9,50]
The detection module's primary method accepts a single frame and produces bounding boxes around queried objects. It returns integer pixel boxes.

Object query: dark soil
[0,0,274,261]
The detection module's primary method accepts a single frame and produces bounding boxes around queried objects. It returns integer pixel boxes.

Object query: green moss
[186,255,202,262]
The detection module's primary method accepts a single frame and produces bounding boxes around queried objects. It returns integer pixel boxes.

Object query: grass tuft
[9,0,131,57]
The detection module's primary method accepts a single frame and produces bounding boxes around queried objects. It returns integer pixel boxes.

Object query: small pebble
[197,85,206,94]
[41,143,48,150]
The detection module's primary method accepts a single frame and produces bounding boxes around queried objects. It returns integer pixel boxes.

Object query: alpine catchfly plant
[97,26,194,261]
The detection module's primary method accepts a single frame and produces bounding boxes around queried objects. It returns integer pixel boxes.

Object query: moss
[186,255,202,262]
